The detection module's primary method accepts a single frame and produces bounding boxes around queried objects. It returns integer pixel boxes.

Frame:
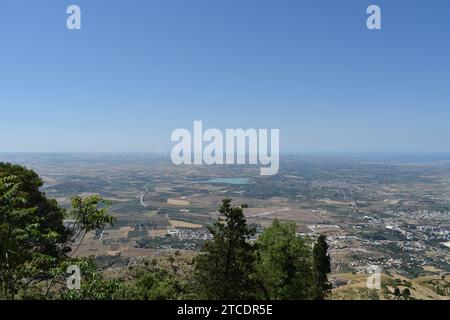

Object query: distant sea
[348,152,450,163]
[1,152,450,165]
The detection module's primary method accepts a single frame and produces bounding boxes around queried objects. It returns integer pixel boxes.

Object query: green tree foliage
[0,163,120,299]
[126,267,188,300]
[194,199,258,299]
[0,163,70,299]
[57,257,125,300]
[255,219,314,299]
[55,258,189,300]
[0,163,70,258]
[69,195,117,256]
[312,234,332,300]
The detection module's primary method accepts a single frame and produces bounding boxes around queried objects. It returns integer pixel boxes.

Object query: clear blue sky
[1,0,449,153]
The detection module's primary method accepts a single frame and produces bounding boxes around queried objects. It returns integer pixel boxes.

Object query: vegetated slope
[331,273,450,300]
[101,251,449,300]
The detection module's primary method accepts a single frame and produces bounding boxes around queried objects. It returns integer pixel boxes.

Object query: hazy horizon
[2,150,450,163]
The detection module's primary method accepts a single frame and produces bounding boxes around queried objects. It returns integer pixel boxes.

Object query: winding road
[140,184,150,208]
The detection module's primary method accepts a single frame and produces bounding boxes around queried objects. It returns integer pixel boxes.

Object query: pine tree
[402,288,411,300]
[193,199,257,299]
[312,234,332,300]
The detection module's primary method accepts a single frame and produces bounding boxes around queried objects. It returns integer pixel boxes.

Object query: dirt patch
[167,198,190,206]
[170,220,202,229]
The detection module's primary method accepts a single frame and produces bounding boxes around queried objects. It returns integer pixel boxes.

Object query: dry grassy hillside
[331,273,450,300]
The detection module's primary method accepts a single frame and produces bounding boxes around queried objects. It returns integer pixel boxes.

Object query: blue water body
[202,178,250,185]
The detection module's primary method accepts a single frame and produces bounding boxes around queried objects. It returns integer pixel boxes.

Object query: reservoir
[201,178,250,185]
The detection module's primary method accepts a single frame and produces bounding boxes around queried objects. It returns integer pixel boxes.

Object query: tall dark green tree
[256,220,314,299]
[312,234,332,300]
[194,199,258,299]
[402,288,411,300]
